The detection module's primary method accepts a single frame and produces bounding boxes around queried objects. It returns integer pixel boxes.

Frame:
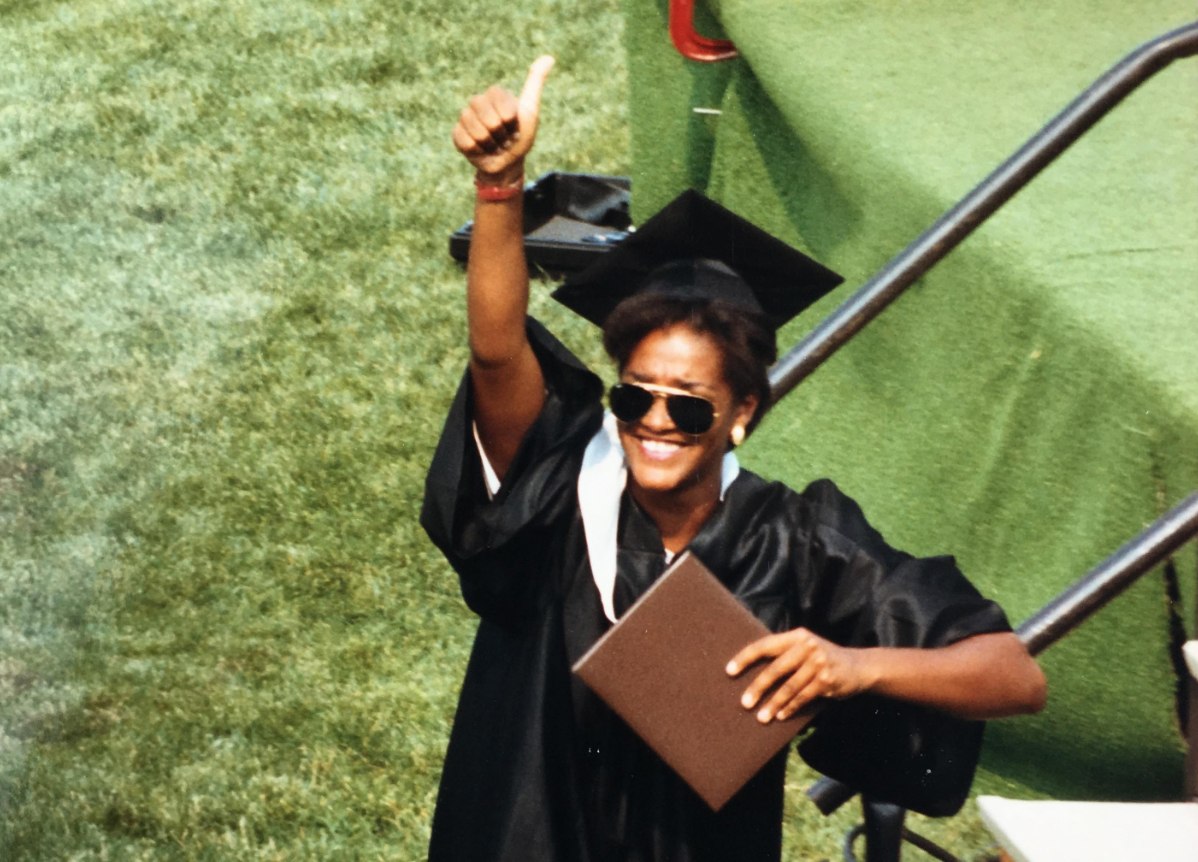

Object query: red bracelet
[475,173,524,202]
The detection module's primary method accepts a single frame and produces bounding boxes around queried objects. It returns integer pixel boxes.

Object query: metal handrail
[782,23,1198,861]
[1017,491,1198,655]
[767,20,1198,403]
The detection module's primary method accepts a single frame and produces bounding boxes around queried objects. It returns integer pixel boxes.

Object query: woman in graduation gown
[421,57,1047,862]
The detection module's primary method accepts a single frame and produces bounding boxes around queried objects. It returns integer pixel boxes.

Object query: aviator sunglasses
[608,382,720,435]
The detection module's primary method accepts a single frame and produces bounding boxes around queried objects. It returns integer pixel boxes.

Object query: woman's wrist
[475,163,525,202]
[853,648,886,696]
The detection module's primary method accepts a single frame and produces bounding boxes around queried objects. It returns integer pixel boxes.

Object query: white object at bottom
[977,795,1198,862]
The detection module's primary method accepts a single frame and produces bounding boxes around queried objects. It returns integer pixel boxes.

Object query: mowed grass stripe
[2,0,626,857]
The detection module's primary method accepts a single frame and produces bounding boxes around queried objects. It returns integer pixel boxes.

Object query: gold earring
[730,425,745,447]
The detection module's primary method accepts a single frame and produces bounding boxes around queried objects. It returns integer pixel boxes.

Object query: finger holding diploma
[726,628,870,724]
[727,629,1047,724]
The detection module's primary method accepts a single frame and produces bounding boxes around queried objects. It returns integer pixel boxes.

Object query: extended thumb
[519,55,556,118]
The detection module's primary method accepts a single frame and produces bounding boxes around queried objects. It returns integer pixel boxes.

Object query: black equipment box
[449,172,632,274]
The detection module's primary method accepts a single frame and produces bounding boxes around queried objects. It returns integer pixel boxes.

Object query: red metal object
[669,0,738,62]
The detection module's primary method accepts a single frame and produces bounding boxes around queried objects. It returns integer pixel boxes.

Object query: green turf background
[0,1,632,857]
[623,0,1198,800]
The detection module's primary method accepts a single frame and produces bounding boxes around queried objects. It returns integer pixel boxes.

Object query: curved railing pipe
[768,21,1198,403]
[669,0,738,62]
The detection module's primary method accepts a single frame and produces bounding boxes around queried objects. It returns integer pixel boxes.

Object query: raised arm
[451,56,555,480]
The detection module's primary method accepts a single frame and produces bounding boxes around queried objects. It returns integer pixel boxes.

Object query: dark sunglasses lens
[609,384,716,435]
[609,383,653,423]
[666,395,715,434]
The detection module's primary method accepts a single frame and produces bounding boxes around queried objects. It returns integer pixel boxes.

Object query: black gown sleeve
[794,479,1012,817]
[420,318,604,622]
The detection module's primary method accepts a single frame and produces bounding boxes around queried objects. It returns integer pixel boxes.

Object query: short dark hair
[601,293,777,433]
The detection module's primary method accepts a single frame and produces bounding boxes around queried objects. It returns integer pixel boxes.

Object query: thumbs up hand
[453,56,555,184]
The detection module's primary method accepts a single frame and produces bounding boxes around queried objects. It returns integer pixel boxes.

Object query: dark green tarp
[623,0,1198,800]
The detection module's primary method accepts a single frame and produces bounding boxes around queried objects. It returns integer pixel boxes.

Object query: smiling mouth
[637,438,686,460]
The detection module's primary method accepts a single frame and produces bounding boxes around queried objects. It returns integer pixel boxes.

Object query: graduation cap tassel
[766,20,1198,409]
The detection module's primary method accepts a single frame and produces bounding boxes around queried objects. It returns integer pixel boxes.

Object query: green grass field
[2,0,1009,858]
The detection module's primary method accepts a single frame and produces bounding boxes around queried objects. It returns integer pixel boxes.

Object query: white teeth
[641,439,680,455]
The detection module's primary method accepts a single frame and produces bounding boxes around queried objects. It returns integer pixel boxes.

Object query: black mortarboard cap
[552,189,844,330]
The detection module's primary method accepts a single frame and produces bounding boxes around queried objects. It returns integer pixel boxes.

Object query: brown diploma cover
[572,551,814,810]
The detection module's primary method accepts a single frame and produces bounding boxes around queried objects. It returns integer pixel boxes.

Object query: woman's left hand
[726,628,873,724]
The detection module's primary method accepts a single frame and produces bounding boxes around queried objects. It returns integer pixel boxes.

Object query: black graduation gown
[420,320,1011,862]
